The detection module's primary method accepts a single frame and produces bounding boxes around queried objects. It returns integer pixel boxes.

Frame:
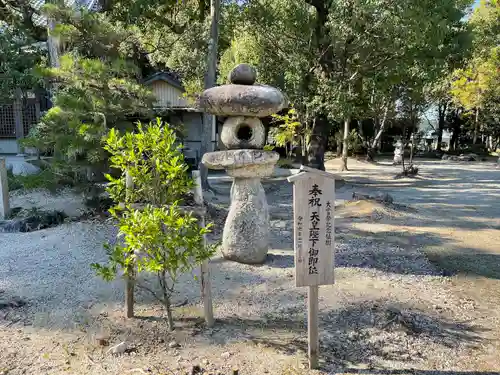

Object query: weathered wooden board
[293,174,335,287]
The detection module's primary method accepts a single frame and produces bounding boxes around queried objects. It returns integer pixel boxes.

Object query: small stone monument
[0,159,10,219]
[198,64,287,264]
[393,139,403,165]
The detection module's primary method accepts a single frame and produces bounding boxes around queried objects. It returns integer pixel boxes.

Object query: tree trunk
[164,298,174,332]
[401,127,407,173]
[301,134,308,164]
[367,105,389,161]
[366,119,378,162]
[339,117,350,171]
[47,18,60,68]
[450,131,458,151]
[357,119,364,146]
[401,146,405,172]
[449,109,461,151]
[436,101,447,151]
[473,107,479,144]
[306,115,329,171]
[199,0,220,190]
[409,132,414,165]
[158,272,175,331]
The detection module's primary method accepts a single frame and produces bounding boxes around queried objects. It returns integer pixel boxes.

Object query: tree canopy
[1,0,498,171]
[451,0,500,145]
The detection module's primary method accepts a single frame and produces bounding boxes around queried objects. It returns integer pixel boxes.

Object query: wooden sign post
[288,165,336,370]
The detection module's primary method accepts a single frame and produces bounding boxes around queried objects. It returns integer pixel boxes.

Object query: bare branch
[135,281,165,304]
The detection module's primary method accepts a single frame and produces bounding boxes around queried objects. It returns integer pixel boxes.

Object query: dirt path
[0,159,499,374]
[326,157,500,280]
[327,157,500,372]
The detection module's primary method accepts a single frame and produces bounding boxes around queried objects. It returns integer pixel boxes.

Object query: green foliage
[28,7,155,181]
[346,129,363,154]
[6,161,72,192]
[35,53,154,163]
[270,108,302,157]
[2,0,482,162]
[6,170,23,191]
[468,0,500,58]
[277,159,294,169]
[0,26,44,101]
[104,118,193,205]
[94,204,213,281]
[7,169,58,191]
[217,0,472,166]
[93,119,215,330]
[450,0,500,142]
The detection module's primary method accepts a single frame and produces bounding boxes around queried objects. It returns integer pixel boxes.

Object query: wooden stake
[125,171,134,318]
[192,171,214,327]
[0,159,10,220]
[308,285,319,369]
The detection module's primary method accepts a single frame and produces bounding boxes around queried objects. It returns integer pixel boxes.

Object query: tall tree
[0,26,43,101]
[31,5,154,177]
[0,0,48,41]
[220,0,472,170]
[200,0,220,190]
[451,0,499,146]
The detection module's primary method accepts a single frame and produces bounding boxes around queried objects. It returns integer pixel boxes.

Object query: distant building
[0,70,219,165]
[1,2,219,159]
[142,71,219,165]
[0,0,100,154]
[0,90,49,154]
[421,129,452,151]
[418,115,451,151]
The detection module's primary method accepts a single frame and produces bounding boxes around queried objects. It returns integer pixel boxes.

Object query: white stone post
[0,159,10,219]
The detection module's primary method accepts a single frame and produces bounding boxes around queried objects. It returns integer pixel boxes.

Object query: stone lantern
[197,64,287,264]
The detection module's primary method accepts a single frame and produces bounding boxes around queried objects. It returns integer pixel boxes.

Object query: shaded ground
[328,158,500,278]
[0,158,499,374]
[327,157,500,373]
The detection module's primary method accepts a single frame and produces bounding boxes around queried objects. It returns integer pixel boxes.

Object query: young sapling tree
[92,119,215,330]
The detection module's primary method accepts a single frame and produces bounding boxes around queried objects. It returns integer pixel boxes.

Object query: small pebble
[190,365,202,375]
[221,351,231,359]
[96,333,109,346]
[169,340,180,348]
[107,341,127,355]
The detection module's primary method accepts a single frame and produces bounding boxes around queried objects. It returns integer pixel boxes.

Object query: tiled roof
[143,71,184,91]
[30,0,99,9]
[30,0,100,25]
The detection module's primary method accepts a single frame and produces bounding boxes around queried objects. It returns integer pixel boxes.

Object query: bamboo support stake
[192,170,214,327]
[125,171,135,318]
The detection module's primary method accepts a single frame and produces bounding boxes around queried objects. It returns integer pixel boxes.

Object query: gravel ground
[9,188,87,218]
[0,161,499,374]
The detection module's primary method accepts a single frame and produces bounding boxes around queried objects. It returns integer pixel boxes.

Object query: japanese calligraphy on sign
[290,169,335,287]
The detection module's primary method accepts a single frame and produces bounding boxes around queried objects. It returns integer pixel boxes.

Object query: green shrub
[92,119,216,330]
[277,159,294,169]
[7,168,68,192]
